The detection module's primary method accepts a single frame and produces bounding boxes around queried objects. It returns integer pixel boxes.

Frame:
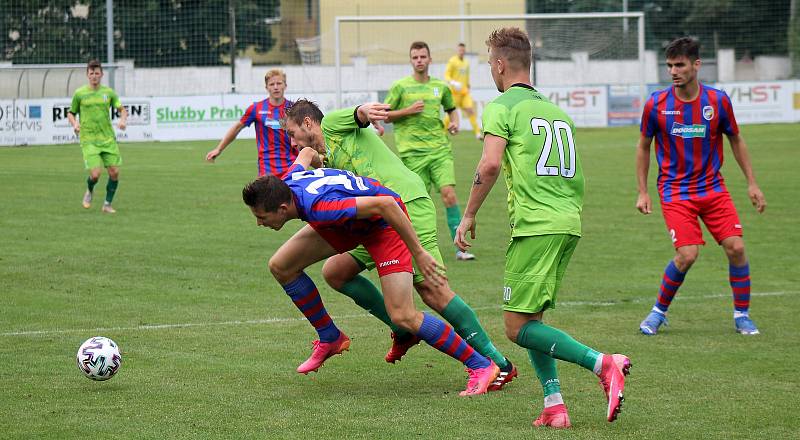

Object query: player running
[243,149,499,396]
[636,37,766,336]
[280,100,518,391]
[206,69,297,176]
[385,41,475,261]
[444,43,482,140]
[68,59,128,214]
[455,27,631,428]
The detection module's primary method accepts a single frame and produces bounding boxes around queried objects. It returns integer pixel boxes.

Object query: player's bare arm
[206,122,245,162]
[386,100,424,122]
[356,102,390,135]
[727,133,766,213]
[67,112,80,135]
[291,147,322,169]
[117,106,128,131]
[635,135,654,215]
[355,196,446,285]
[446,108,460,134]
[455,134,506,251]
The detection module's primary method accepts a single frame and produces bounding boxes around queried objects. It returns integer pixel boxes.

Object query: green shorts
[399,147,455,193]
[503,234,580,313]
[82,140,121,169]
[348,196,442,284]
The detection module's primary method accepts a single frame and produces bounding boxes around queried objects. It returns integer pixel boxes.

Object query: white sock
[544,392,564,408]
[734,310,749,319]
[592,354,604,375]
[651,306,666,315]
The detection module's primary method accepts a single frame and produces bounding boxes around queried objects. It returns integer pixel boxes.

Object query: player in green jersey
[67,60,127,214]
[384,41,475,261]
[278,99,518,389]
[455,28,631,428]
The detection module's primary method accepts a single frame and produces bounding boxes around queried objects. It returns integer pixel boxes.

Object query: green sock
[517,320,601,372]
[440,295,508,367]
[528,348,561,397]
[87,176,98,192]
[105,179,118,203]
[445,205,461,241]
[339,275,405,335]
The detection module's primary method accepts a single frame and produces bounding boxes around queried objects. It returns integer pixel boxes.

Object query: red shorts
[312,226,414,278]
[660,191,743,248]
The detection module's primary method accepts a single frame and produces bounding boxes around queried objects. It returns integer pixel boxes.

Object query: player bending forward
[243,147,500,396]
[456,27,630,428]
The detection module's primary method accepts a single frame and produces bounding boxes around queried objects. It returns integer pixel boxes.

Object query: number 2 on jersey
[530,118,576,178]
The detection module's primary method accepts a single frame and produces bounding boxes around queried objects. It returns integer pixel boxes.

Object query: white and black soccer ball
[76,336,122,381]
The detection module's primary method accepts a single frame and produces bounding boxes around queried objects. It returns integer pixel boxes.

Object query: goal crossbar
[334,12,646,107]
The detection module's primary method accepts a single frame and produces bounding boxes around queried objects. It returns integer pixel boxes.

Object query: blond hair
[265,69,286,85]
[486,27,532,70]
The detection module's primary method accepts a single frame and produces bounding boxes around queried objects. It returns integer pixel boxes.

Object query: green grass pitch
[1,124,798,439]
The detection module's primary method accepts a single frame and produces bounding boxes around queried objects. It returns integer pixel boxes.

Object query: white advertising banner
[470,86,608,128]
[0,92,379,146]
[714,81,797,124]
[1,98,154,146]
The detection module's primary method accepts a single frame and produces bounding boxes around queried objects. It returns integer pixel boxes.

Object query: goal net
[332,12,646,126]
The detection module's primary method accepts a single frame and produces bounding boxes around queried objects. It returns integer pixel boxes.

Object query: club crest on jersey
[103,94,108,102]
[433,87,440,97]
[702,105,714,121]
[670,122,706,138]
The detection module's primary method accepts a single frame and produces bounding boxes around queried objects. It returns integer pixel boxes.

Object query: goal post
[333,12,646,109]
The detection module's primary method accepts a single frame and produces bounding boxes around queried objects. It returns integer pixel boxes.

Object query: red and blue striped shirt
[640,84,739,202]
[240,98,297,177]
[283,165,404,235]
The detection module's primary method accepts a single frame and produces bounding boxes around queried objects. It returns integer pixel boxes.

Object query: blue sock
[654,261,686,313]
[730,263,751,314]
[416,313,489,370]
[282,273,340,342]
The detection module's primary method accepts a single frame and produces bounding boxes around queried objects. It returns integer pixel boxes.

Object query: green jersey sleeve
[321,107,367,136]
[384,82,402,109]
[70,90,81,115]
[110,89,122,109]
[481,102,510,140]
[441,85,455,111]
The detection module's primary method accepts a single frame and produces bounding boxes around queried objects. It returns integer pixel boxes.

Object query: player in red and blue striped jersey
[635,37,767,336]
[206,69,297,176]
[243,147,500,395]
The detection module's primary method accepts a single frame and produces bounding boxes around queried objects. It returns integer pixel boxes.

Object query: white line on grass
[1,291,792,337]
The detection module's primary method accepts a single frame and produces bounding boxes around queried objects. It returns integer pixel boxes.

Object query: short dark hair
[457,43,466,48]
[665,37,700,61]
[410,41,430,55]
[485,27,531,70]
[242,175,292,213]
[283,98,324,127]
[87,59,102,71]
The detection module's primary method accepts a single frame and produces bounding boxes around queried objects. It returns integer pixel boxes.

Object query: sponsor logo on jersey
[263,118,281,129]
[670,122,706,138]
[378,259,400,268]
[661,110,681,115]
[703,105,715,121]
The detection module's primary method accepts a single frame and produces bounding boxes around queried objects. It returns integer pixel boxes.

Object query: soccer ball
[76,336,122,381]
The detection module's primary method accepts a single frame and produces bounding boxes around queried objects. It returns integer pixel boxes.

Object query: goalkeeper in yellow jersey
[445,43,481,140]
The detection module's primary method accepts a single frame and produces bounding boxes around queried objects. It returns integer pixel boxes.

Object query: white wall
[117,52,659,97]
